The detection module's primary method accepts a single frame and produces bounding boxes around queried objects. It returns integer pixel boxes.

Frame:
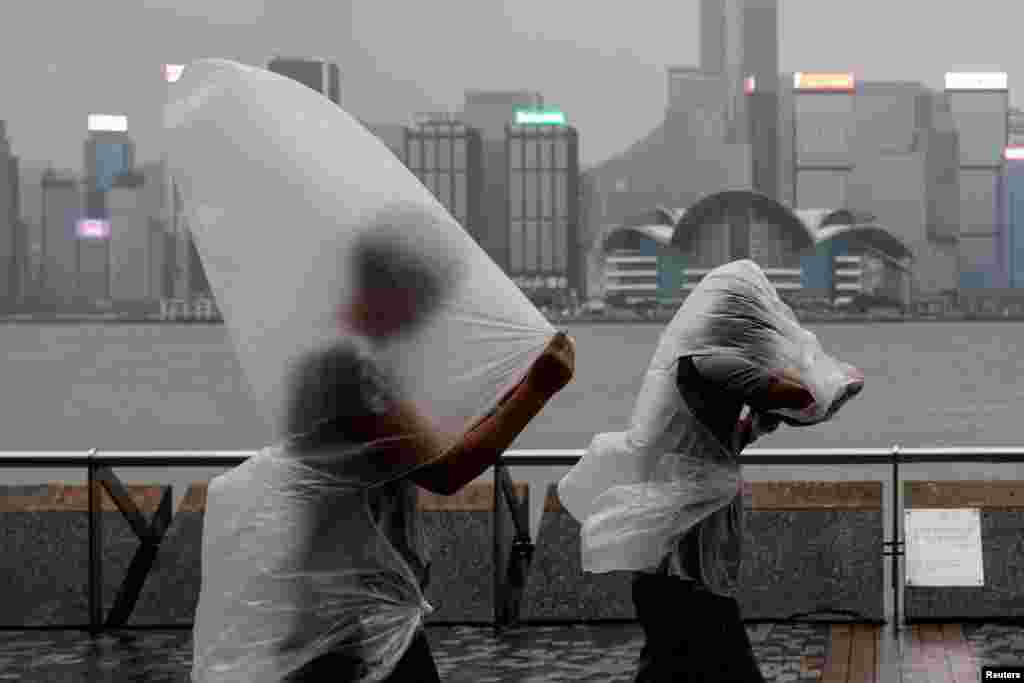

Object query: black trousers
[632,573,765,683]
[285,629,441,683]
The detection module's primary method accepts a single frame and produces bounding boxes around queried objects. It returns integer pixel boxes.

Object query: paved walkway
[0,622,1020,681]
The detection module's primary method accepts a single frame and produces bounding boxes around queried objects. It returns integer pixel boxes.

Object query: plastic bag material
[557,260,863,573]
[191,446,431,683]
[163,59,555,444]
[165,59,556,682]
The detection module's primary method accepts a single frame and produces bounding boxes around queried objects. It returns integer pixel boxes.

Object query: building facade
[0,123,16,308]
[404,119,485,245]
[946,72,1010,289]
[505,122,580,299]
[600,192,912,309]
[108,173,150,302]
[84,130,135,196]
[1000,148,1024,288]
[40,170,81,305]
[792,72,857,210]
[267,56,341,105]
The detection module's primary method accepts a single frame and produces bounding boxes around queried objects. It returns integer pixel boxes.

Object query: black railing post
[86,448,103,637]
[492,460,505,630]
[891,444,902,631]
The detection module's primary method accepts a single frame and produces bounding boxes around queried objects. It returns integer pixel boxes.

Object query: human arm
[346,332,575,496]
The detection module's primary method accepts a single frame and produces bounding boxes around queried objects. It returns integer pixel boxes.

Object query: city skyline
[0,0,1019,171]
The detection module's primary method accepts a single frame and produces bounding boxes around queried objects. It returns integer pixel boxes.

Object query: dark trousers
[632,573,765,683]
[285,629,441,683]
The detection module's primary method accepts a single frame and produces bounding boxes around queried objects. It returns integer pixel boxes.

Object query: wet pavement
[0,622,1020,681]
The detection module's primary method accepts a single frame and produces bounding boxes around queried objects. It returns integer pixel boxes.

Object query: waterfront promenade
[2,622,1023,681]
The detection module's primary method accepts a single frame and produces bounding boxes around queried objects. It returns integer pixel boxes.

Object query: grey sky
[1,1,1018,172]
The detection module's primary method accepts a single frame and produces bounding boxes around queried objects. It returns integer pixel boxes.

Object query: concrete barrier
[0,483,168,627]
[125,479,530,625]
[421,481,528,623]
[904,481,1024,619]
[523,481,885,621]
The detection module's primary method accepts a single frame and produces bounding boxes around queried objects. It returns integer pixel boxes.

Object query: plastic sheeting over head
[164,59,556,682]
[558,260,863,574]
[163,59,554,445]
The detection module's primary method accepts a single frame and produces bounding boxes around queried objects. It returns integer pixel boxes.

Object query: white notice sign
[905,508,984,587]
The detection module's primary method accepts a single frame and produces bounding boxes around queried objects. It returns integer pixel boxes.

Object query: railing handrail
[4,446,1024,467]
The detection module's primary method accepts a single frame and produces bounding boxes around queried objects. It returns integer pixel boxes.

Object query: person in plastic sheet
[558,260,864,683]
[630,359,815,683]
[276,233,576,682]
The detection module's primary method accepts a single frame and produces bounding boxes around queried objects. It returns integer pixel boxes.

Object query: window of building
[436,137,450,170]
[509,138,523,170]
[509,171,523,219]
[525,220,539,271]
[454,172,467,223]
[540,221,554,271]
[509,220,524,272]
[407,138,421,170]
[422,138,436,170]
[553,219,568,272]
[453,138,466,170]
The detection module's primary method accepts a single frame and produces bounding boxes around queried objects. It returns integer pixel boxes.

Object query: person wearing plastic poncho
[558,260,864,683]
[190,228,576,683]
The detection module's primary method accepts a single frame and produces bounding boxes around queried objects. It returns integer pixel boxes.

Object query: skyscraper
[701,0,781,198]
[945,72,1009,289]
[0,122,15,308]
[741,0,781,198]
[267,57,341,105]
[460,91,545,268]
[84,116,135,197]
[40,170,82,306]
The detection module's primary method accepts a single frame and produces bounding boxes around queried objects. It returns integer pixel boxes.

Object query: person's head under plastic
[340,226,458,342]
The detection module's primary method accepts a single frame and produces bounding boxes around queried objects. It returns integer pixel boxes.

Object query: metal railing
[2,446,1024,635]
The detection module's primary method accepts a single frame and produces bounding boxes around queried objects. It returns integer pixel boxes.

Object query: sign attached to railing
[904,508,984,587]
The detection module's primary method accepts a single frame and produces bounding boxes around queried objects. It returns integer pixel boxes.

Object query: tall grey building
[460,90,545,269]
[945,72,1009,289]
[0,122,15,308]
[702,0,781,198]
[267,57,342,105]
[40,170,82,306]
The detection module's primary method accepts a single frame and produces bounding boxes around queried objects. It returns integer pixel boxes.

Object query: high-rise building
[9,156,25,306]
[1009,108,1024,146]
[267,56,341,105]
[945,72,1009,289]
[0,123,16,309]
[40,170,82,306]
[793,72,857,209]
[108,172,151,302]
[701,0,780,196]
[404,118,485,244]
[460,91,546,269]
[741,0,780,198]
[505,121,581,299]
[84,115,135,196]
[1000,146,1024,288]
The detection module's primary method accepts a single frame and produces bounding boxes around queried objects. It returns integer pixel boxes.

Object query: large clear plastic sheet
[558,260,863,574]
[164,60,555,682]
[192,447,430,683]
[163,59,554,445]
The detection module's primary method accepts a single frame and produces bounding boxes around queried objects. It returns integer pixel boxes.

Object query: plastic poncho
[164,59,555,682]
[557,260,863,574]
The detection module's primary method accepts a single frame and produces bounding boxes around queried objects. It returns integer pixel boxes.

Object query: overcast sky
[0,0,1016,171]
